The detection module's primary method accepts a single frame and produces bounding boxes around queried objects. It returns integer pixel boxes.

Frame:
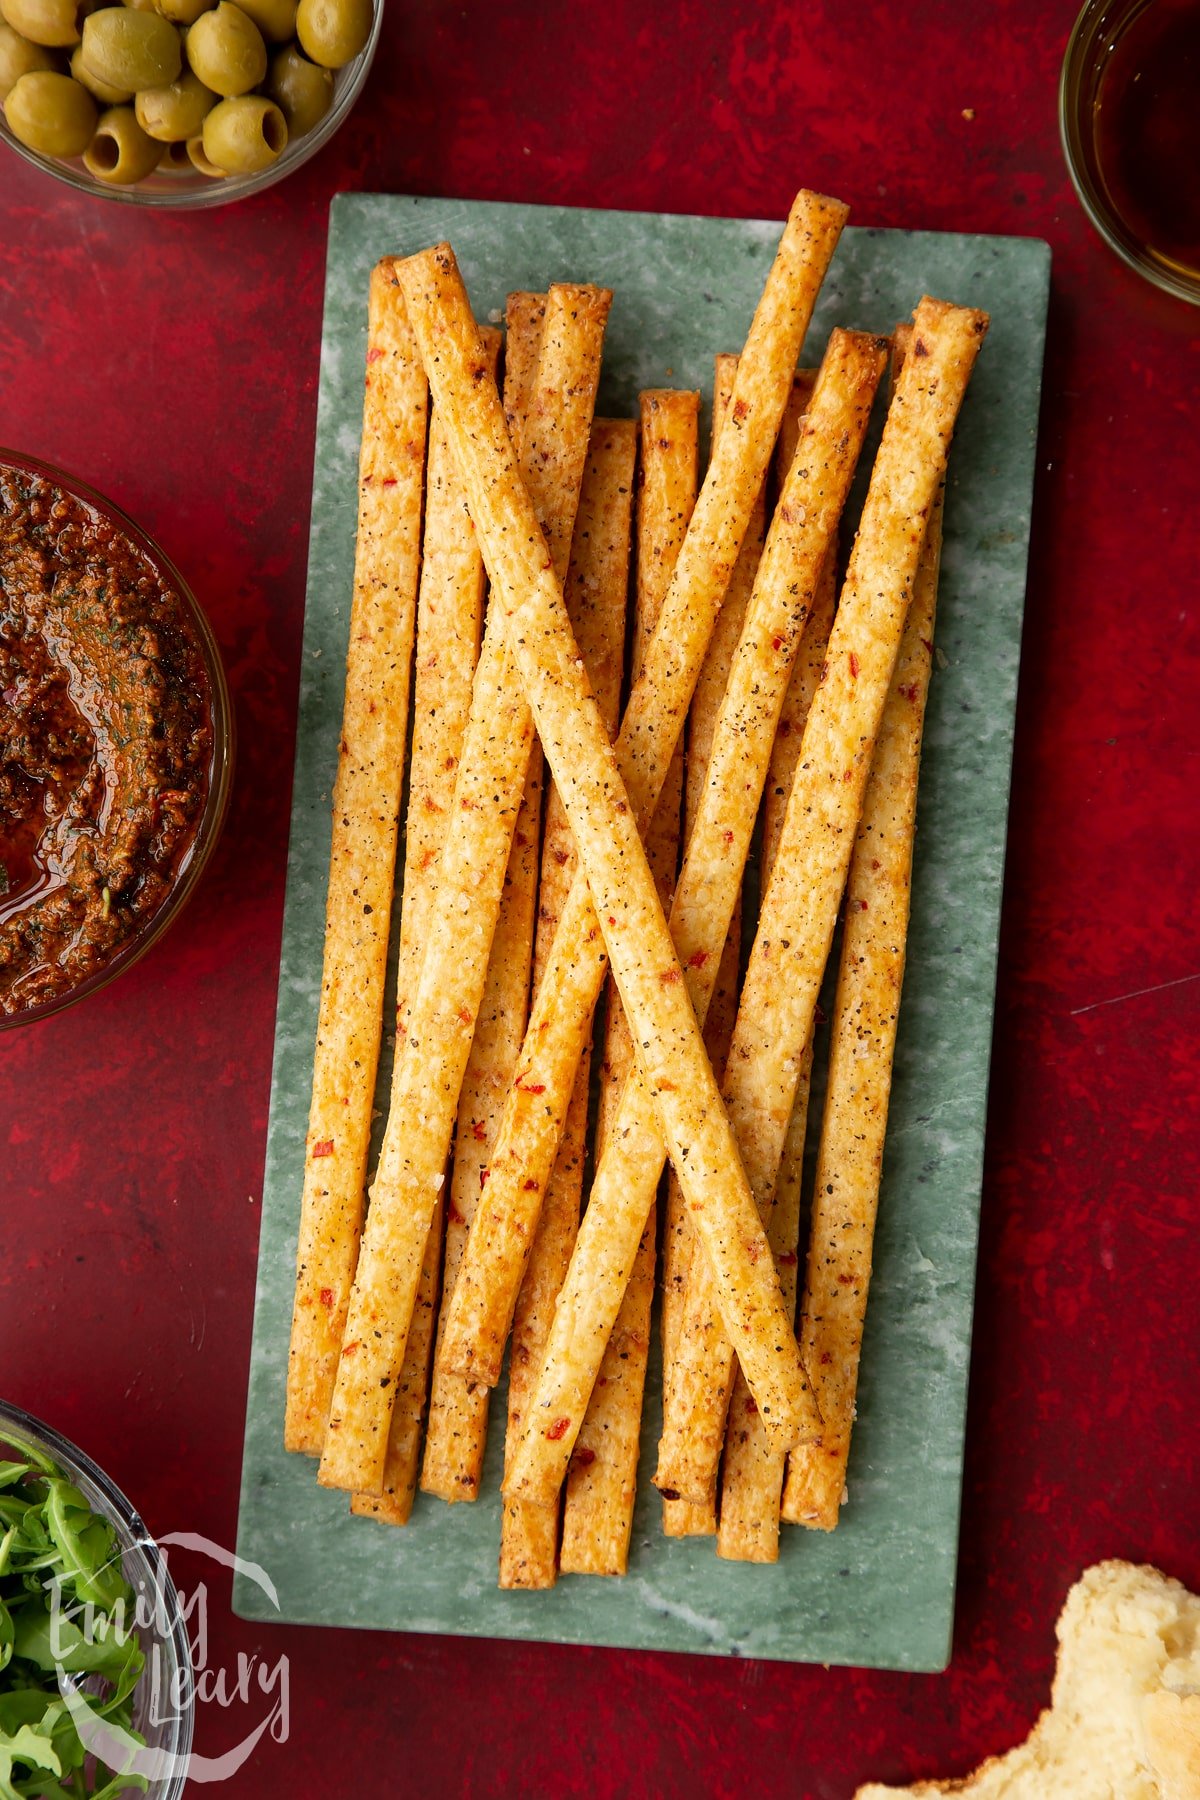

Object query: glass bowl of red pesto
[0,449,233,1029]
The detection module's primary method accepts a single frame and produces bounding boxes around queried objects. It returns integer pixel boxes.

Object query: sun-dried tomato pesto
[0,465,213,1016]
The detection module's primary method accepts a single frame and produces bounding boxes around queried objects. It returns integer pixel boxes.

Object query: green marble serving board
[234,194,1050,1670]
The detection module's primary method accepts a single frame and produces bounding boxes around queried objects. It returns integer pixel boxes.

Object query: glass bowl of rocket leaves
[0,1403,192,1799]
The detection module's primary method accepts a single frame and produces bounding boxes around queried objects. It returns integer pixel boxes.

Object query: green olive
[70,41,130,101]
[0,19,56,97]
[0,0,80,47]
[265,40,327,134]
[135,64,211,137]
[82,98,161,176]
[294,0,367,68]
[184,1,262,94]
[200,89,282,170]
[3,67,95,152]
[184,125,221,171]
[153,0,212,20]
[80,6,179,89]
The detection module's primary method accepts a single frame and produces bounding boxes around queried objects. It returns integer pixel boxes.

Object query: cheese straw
[285,266,428,1458]
[351,326,500,1523]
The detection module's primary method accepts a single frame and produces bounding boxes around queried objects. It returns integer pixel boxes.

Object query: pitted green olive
[200,88,281,169]
[3,67,96,152]
[185,1,263,95]
[0,19,56,97]
[82,97,162,176]
[70,41,130,100]
[134,64,212,136]
[265,40,326,133]
[294,0,367,67]
[0,0,80,47]
[184,125,222,170]
[80,6,179,89]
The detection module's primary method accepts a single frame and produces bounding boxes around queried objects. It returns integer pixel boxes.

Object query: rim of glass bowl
[0,1398,195,1797]
[0,0,382,209]
[0,447,234,1031]
[1059,0,1200,306]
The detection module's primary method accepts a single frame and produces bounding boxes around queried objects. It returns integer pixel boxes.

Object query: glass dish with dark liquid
[1061,0,1200,302]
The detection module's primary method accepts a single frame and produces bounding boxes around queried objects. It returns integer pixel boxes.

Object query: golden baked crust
[856,1561,1200,1800]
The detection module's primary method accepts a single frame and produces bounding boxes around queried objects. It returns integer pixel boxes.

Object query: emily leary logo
[51,1532,289,1785]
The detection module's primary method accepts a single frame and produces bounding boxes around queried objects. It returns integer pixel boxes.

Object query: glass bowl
[0,1399,194,1797]
[0,449,233,1030]
[1060,0,1200,304]
[0,0,381,208]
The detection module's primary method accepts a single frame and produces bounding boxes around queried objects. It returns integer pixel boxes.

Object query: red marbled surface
[2,1,1198,1793]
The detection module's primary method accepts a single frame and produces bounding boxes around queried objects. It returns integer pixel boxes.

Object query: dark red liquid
[1092,0,1200,277]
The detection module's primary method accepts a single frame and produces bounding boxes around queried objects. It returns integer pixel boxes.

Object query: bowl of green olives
[0,0,379,203]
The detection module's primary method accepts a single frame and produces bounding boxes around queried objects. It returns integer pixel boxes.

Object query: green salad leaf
[0,1437,150,1799]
